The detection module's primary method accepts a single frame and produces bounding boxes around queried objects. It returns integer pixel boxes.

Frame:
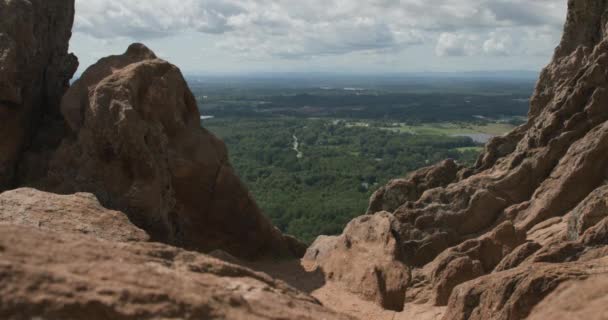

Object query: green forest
[204,118,482,243]
[195,76,530,243]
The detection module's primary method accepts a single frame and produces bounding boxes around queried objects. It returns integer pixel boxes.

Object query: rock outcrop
[303,212,410,311]
[443,256,608,320]
[0,188,149,242]
[0,224,352,320]
[0,0,302,261]
[427,222,525,306]
[528,274,608,320]
[0,0,77,189]
[38,43,301,259]
[367,159,462,215]
[306,0,608,317]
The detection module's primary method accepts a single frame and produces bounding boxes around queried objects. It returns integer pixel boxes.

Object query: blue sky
[70,0,568,74]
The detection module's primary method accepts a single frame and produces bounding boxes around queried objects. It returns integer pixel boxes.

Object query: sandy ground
[243,259,445,320]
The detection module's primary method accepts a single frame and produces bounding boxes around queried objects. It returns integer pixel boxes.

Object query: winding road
[292,135,303,159]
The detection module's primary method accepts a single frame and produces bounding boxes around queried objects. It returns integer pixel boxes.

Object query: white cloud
[435,31,517,57]
[74,0,244,38]
[74,0,567,59]
[71,0,568,72]
[435,33,480,57]
[483,32,513,56]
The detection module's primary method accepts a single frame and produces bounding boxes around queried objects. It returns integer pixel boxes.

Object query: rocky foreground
[1,0,608,319]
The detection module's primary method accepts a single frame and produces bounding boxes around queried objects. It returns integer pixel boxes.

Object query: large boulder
[0,0,77,189]
[0,224,352,320]
[0,188,149,242]
[43,44,300,259]
[303,212,410,311]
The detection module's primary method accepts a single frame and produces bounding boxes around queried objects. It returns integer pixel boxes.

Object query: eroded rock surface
[444,257,608,320]
[304,212,410,311]
[528,274,608,320]
[0,188,149,242]
[307,0,608,317]
[428,222,525,305]
[0,0,77,189]
[43,44,300,259]
[3,0,608,319]
[367,159,462,215]
[0,224,352,320]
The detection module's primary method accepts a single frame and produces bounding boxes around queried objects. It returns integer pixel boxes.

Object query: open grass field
[456,146,485,153]
[381,122,516,137]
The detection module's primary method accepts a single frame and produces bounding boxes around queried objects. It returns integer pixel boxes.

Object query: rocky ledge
[0,221,351,320]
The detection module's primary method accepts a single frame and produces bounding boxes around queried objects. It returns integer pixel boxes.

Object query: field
[382,122,517,136]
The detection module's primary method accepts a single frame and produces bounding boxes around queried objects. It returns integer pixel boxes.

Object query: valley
[195,79,529,242]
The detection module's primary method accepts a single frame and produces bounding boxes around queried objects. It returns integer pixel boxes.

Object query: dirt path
[292,134,303,159]
[244,259,445,320]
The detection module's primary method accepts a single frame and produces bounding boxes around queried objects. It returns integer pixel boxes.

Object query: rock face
[39,43,300,259]
[304,212,410,311]
[528,274,608,320]
[0,224,352,320]
[0,188,149,242]
[0,0,77,189]
[367,159,462,215]
[427,222,525,306]
[443,257,608,320]
[0,0,302,261]
[306,0,608,317]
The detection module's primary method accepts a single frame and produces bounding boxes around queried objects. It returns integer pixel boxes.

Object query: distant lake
[200,115,215,120]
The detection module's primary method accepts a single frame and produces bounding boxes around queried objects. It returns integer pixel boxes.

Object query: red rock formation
[528,274,608,320]
[427,222,525,306]
[0,224,352,320]
[443,257,608,320]
[0,0,303,261]
[40,43,302,259]
[0,188,149,242]
[3,0,608,319]
[306,0,608,316]
[303,212,410,311]
[367,159,463,215]
[0,0,77,189]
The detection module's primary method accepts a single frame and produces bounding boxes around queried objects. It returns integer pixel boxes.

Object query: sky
[70,0,568,75]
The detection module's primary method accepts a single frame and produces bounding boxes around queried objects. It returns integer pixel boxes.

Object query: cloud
[483,32,513,56]
[435,33,479,57]
[73,0,567,60]
[74,0,244,39]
